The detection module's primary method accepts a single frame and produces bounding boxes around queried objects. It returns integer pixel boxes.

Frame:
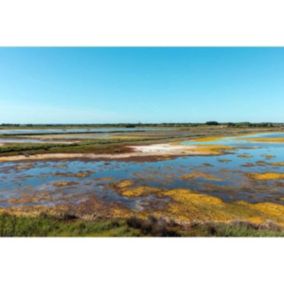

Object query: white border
[1,1,284,283]
[0,0,284,46]
[0,238,283,284]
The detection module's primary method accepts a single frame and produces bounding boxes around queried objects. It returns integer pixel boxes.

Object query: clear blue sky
[0,47,284,124]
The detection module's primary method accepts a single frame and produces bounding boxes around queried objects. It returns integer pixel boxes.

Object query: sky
[0,47,284,124]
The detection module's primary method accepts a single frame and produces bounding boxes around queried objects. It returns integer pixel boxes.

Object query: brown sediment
[255,160,268,166]
[7,191,53,205]
[241,162,255,168]
[54,170,94,178]
[237,153,253,159]
[261,154,276,160]
[202,163,214,167]
[218,158,231,163]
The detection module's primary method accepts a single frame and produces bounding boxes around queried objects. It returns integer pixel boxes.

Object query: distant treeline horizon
[0,122,283,128]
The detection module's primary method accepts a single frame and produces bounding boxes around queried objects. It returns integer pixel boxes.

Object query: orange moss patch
[246,172,284,180]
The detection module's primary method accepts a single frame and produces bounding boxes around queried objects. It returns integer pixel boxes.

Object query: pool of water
[0,132,284,208]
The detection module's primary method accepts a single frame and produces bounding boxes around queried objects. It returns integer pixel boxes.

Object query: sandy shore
[0,142,234,162]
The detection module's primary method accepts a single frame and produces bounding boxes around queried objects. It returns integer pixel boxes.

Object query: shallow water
[0,138,47,144]
[0,132,284,209]
[0,127,166,135]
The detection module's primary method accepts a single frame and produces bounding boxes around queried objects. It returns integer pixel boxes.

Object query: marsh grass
[0,214,139,237]
[0,214,284,237]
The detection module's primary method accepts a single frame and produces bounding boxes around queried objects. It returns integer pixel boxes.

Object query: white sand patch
[130,144,196,154]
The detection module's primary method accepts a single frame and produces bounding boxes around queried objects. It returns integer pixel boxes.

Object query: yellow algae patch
[119,186,161,197]
[150,189,284,226]
[253,202,284,219]
[74,171,94,178]
[53,181,78,187]
[190,145,233,155]
[159,189,231,223]
[247,172,284,180]
[181,171,223,181]
[270,162,284,167]
[190,136,223,142]
[246,137,284,143]
[115,179,134,189]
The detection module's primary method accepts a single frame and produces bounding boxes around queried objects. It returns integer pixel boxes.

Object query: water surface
[0,132,284,209]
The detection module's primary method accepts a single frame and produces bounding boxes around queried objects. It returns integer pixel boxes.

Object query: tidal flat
[1,125,284,236]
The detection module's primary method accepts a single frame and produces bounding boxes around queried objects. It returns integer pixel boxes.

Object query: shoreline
[0,143,233,162]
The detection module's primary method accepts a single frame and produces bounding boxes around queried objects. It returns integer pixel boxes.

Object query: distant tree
[206,121,219,126]
[125,124,136,128]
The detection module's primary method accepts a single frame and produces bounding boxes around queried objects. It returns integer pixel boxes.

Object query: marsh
[0,125,284,236]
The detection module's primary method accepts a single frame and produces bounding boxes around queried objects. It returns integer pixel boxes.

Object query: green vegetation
[1,123,283,158]
[1,122,283,129]
[1,214,283,237]
[0,214,140,237]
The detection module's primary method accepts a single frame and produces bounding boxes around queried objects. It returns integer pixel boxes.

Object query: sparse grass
[182,221,284,237]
